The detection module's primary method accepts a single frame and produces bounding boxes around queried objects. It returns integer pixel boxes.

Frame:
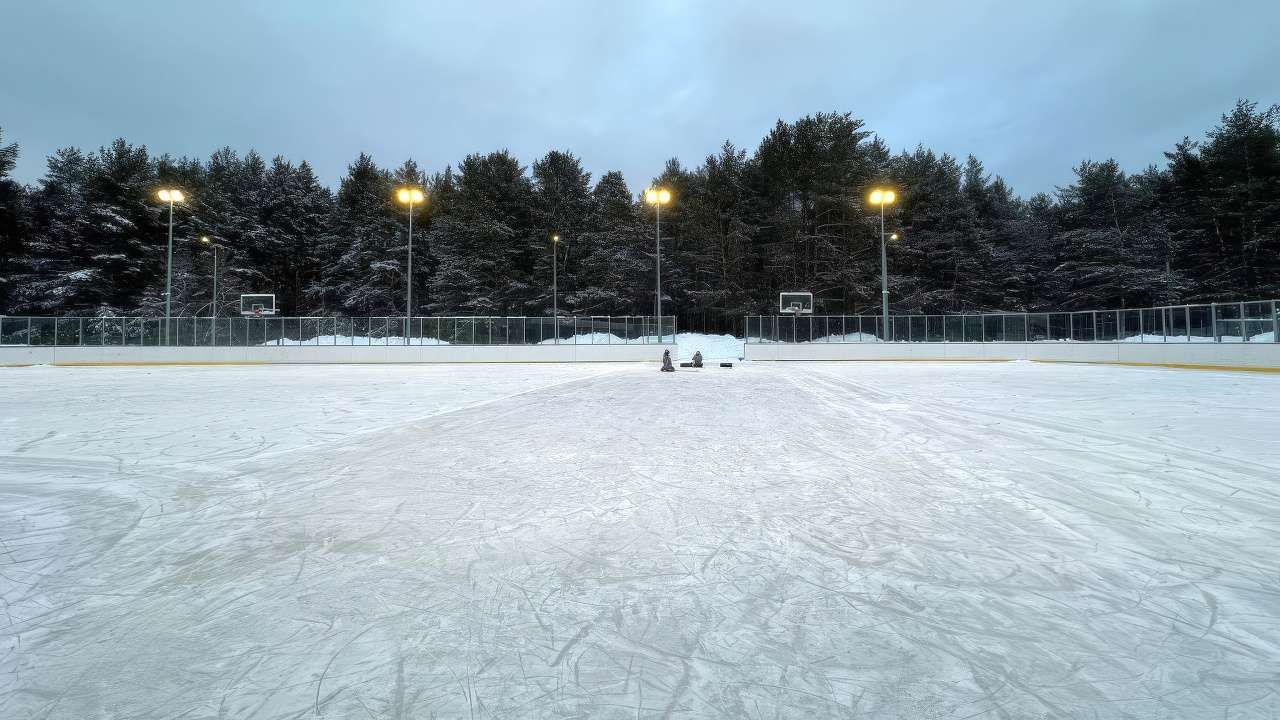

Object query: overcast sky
[3,0,1277,197]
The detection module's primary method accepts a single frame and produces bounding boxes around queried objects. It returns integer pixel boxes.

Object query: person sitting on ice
[692,351,703,368]
[661,349,675,372]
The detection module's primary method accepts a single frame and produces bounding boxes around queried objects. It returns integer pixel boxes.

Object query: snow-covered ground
[2,361,1278,718]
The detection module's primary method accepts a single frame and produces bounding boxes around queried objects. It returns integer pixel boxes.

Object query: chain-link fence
[0,316,677,347]
[746,300,1280,343]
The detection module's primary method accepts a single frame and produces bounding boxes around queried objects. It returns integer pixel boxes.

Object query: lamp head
[201,235,210,244]
[158,188,184,203]
[884,190,896,204]
[552,234,560,243]
[645,188,659,204]
[658,189,671,204]
[397,187,426,204]
[868,189,883,205]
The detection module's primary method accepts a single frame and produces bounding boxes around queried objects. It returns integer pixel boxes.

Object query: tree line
[1,100,1277,333]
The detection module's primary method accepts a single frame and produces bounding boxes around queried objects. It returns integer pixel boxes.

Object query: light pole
[644,187,672,341]
[201,236,221,345]
[868,188,897,340]
[395,186,426,345]
[551,234,560,343]
[200,236,220,317]
[157,188,186,345]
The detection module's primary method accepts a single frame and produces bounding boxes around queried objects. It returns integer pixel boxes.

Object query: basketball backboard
[239,294,277,316]
[779,292,814,314]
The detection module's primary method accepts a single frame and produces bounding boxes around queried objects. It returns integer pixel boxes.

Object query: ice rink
[2,360,1278,718]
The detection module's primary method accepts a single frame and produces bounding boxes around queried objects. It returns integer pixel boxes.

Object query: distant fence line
[0,316,677,347]
[746,300,1280,344]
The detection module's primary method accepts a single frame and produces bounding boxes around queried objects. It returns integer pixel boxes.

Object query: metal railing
[0,315,677,347]
[746,300,1280,344]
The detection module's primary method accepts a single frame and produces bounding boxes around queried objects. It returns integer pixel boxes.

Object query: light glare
[869,189,883,205]
[158,189,170,202]
[658,189,671,204]
[884,190,896,204]
[645,189,659,204]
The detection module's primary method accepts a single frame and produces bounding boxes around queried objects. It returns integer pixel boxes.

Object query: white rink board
[0,342,676,365]
[745,340,1280,368]
[2,362,1279,718]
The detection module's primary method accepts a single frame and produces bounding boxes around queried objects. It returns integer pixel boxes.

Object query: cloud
[3,0,1277,197]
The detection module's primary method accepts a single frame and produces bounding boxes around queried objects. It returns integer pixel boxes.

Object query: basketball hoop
[779,292,814,315]
[239,294,277,316]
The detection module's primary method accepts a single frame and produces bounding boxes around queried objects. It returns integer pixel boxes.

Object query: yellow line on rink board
[1030,360,1280,373]
[51,361,273,367]
[40,360,658,367]
[746,356,1280,373]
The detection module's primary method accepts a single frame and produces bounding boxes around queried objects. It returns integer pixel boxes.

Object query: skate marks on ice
[781,365,1280,717]
[2,363,1279,718]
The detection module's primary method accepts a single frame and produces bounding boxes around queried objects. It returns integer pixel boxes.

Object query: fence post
[1211,303,1218,341]
[1273,301,1278,343]
[1184,306,1191,342]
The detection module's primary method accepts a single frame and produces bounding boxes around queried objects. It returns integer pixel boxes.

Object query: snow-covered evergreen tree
[0,128,26,313]
[4,99,1279,324]
[569,171,650,315]
[319,154,401,315]
[427,151,534,315]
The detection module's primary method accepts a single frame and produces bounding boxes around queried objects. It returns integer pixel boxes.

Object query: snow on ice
[1,361,1278,718]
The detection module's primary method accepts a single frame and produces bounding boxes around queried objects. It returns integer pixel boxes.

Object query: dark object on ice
[692,351,703,368]
[720,362,734,368]
[661,350,675,372]
[680,362,693,368]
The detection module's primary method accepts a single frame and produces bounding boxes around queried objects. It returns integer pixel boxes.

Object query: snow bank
[536,332,628,345]
[674,332,744,360]
[266,335,451,345]
[748,331,884,344]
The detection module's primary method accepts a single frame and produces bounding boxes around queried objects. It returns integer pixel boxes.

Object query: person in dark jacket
[661,349,675,372]
[692,351,703,368]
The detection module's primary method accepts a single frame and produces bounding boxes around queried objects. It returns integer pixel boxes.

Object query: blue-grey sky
[3,0,1277,197]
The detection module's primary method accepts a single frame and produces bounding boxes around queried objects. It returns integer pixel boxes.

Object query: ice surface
[2,361,1279,718]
